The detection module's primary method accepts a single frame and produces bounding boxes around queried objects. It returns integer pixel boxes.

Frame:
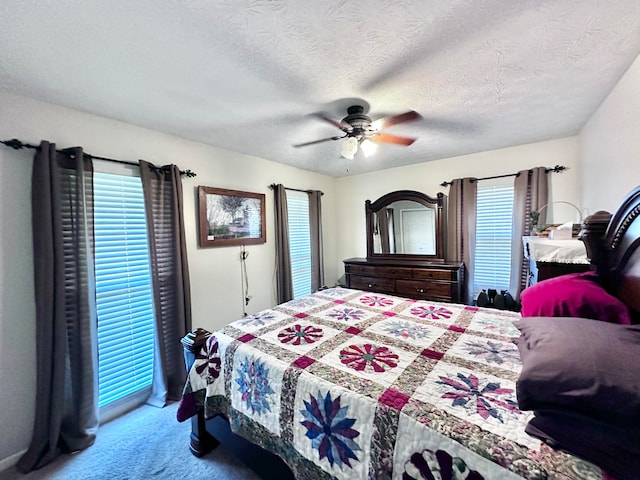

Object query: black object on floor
[476,289,517,311]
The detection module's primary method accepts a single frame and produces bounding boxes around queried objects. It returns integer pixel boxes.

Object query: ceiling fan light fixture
[360,138,378,157]
[340,136,358,160]
[294,104,421,158]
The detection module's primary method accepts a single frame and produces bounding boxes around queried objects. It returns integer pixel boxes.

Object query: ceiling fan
[293,105,422,159]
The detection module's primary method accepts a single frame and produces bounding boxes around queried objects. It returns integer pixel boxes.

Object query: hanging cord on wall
[240,245,251,316]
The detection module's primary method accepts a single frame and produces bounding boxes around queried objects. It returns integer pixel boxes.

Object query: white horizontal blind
[286,190,312,298]
[474,183,514,295]
[94,172,155,408]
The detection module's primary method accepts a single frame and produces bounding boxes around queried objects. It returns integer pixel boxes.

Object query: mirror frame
[366,190,445,261]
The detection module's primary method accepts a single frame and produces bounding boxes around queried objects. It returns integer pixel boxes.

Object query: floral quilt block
[392,413,524,480]
[230,343,287,435]
[364,317,447,349]
[259,320,341,355]
[281,295,331,312]
[315,303,378,326]
[231,308,290,333]
[293,371,376,480]
[465,309,522,337]
[398,301,463,324]
[445,333,522,372]
[319,338,418,388]
[414,362,537,449]
[316,287,358,299]
[187,332,232,398]
[354,292,401,311]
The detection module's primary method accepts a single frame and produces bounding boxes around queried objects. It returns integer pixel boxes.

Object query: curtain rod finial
[1,138,26,150]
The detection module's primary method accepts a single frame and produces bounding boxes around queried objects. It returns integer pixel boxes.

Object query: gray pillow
[514,316,640,425]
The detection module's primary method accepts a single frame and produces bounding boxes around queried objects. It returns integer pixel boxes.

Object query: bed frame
[180,184,640,473]
[181,328,222,456]
[580,185,640,319]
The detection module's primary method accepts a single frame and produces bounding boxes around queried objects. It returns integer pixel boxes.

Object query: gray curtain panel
[274,184,293,303]
[510,166,549,299]
[18,142,99,473]
[139,161,192,405]
[446,177,477,305]
[309,190,324,291]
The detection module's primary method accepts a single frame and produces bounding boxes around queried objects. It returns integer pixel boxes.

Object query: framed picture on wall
[198,186,266,247]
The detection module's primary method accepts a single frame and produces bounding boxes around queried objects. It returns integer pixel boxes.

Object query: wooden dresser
[343,257,464,303]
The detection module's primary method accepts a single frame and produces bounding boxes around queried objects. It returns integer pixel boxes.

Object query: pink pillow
[520,271,632,324]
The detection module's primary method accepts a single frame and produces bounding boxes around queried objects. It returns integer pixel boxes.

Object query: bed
[178,185,640,480]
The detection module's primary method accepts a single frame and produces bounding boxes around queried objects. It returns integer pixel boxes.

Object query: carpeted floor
[0,403,285,480]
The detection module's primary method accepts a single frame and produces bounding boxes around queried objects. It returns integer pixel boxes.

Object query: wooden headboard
[581,186,640,319]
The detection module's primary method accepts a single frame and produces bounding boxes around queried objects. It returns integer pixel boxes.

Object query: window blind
[286,190,312,298]
[94,173,155,408]
[474,184,514,294]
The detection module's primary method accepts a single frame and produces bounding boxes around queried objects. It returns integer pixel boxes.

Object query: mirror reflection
[372,200,436,255]
[366,190,444,260]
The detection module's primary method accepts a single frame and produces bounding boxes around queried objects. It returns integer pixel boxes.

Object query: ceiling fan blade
[373,110,422,130]
[292,135,344,148]
[373,133,417,146]
[310,112,349,131]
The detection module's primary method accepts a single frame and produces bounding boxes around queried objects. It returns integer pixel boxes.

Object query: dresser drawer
[348,275,395,292]
[411,268,456,281]
[346,264,412,278]
[395,279,452,300]
[343,258,463,303]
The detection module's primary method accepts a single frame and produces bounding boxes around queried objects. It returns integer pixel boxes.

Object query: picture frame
[198,186,266,247]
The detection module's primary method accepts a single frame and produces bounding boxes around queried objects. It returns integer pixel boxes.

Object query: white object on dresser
[522,236,589,264]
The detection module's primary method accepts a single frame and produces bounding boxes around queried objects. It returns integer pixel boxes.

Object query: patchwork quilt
[178,288,602,480]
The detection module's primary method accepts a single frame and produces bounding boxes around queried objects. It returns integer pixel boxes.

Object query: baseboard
[0,449,26,472]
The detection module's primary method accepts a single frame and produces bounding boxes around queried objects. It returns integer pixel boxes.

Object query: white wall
[334,137,582,268]
[580,54,640,214]
[0,140,35,470]
[0,90,337,465]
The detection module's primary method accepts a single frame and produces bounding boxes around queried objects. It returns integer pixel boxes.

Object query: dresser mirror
[366,190,445,261]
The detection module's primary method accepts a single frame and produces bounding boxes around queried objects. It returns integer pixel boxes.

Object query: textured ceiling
[1,1,640,177]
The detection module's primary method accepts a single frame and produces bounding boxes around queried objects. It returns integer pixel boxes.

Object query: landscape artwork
[198,186,266,247]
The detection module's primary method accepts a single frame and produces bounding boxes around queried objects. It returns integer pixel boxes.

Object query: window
[474,181,514,295]
[94,172,155,413]
[286,190,312,298]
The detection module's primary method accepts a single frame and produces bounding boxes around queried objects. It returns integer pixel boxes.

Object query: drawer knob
[417,288,425,293]
[368,283,373,288]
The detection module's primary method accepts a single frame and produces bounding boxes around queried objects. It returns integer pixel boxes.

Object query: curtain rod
[1,138,197,177]
[269,183,324,196]
[439,165,566,187]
